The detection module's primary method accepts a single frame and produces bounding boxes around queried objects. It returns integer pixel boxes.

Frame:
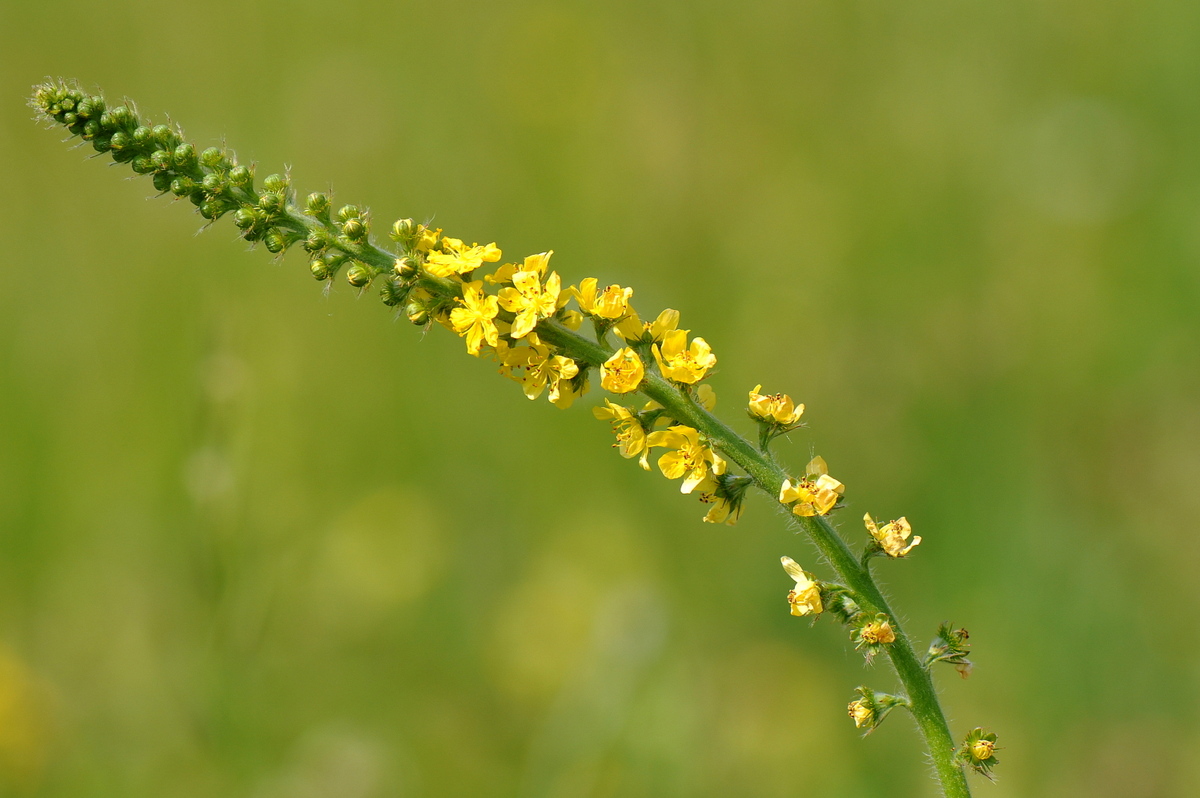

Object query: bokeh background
[2,1,1199,795]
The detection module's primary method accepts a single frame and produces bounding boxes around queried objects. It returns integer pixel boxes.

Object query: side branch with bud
[31,80,997,797]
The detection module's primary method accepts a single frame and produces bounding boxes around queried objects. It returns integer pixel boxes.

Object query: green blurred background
[2,0,1199,795]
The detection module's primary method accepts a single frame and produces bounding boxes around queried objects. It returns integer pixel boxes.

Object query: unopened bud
[345,264,372,287]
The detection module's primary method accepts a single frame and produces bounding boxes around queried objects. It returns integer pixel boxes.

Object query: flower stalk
[31,79,985,797]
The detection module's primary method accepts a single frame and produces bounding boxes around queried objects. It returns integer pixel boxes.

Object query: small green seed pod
[345,264,372,287]
[108,131,131,151]
[306,192,330,219]
[258,192,284,214]
[303,229,329,253]
[264,231,287,253]
[170,176,197,197]
[390,218,416,244]
[336,205,360,223]
[91,135,112,154]
[152,124,179,150]
[310,260,331,281]
[228,165,252,187]
[131,156,155,175]
[81,119,101,140]
[201,173,224,194]
[174,143,197,169]
[67,118,85,136]
[151,172,173,193]
[59,97,76,112]
[111,148,137,164]
[132,126,153,147]
[104,105,136,131]
[262,174,289,194]
[199,147,227,169]
[189,189,206,207]
[342,218,366,240]
[63,112,79,127]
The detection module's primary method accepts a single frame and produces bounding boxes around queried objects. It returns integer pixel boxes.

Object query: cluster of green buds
[33,79,996,796]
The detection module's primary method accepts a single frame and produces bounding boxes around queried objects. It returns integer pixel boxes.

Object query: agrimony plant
[31,79,999,796]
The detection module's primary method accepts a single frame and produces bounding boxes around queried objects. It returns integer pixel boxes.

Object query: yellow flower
[504,343,579,404]
[859,618,896,645]
[425,237,501,277]
[645,425,726,493]
[748,384,804,426]
[614,307,679,342]
[485,250,552,285]
[498,269,562,339]
[448,281,500,356]
[560,309,584,330]
[416,224,442,253]
[696,383,717,410]
[571,278,634,320]
[848,699,874,729]
[600,347,645,394]
[700,492,742,525]
[778,457,845,516]
[863,514,921,557]
[653,329,716,384]
[780,556,823,616]
[592,400,651,469]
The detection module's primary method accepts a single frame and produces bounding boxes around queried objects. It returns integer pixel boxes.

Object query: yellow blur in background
[3,1,1200,795]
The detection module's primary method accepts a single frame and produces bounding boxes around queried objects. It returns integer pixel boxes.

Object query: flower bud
[306,192,330,218]
[199,147,227,169]
[263,231,287,253]
[258,192,284,214]
[149,149,172,171]
[393,257,415,277]
[199,199,230,220]
[90,135,112,153]
[201,173,224,194]
[131,156,155,175]
[151,124,178,150]
[406,301,429,325]
[379,279,410,307]
[390,218,415,242]
[956,728,1000,778]
[81,119,102,140]
[233,208,261,230]
[228,165,252,187]
[173,142,197,170]
[310,259,331,281]
[151,172,173,193]
[336,205,360,223]
[76,96,105,120]
[108,131,131,152]
[345,264,372,287]
[170,176,196,197]
[132,126,153,147]
[303,229,329,253]
[342,218,366,240]
[262,173,289,194]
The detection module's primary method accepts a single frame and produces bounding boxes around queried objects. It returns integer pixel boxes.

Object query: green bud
[306,192,330,218]
[151,172,173,193]
[76,96,104,120]
[170,176,196,197]
[262,174,289,194]
[390,218,416,242]
[149,150,172,171]
[91,135,112,153]
[258,192,284,214]
[63,112,79,127]
[200,147,227,169]
[264,231,287,253]
[174,143,197,169]
[201,173,224,194]
[108,131,131,151]
[345,264,372,287]
[303,229,329,253]
[81,119,101,140]
[228,165,252,187]
[310,260,331,281]
[393,257,415,277]
[336,204,360,223]
[406,301,429,325]
[132,126,153,147]
[379,279,411,307]
[152,124,179,150]
[131,156,155,175]
[103,105,136,131]
[189,189,206,207]
[199,199,229,220]
[342,218,366,240]
[111,148,137,164]
[233,208,261,230]
[66,117,84,135]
